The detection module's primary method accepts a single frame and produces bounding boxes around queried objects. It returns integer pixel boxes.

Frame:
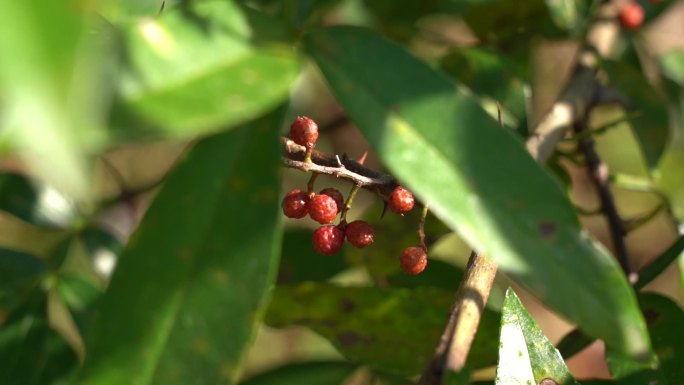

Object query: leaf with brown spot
[79,107,285,385]
[265,283,500,376]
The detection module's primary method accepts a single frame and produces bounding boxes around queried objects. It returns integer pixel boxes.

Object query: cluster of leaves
[1,0,683,384]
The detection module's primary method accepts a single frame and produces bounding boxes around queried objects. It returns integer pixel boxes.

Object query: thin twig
[525,1,620,162]
[281,137,397,198]
[573,113,635,282]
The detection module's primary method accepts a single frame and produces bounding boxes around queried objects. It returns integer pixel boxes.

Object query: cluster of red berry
[282,116,429,275]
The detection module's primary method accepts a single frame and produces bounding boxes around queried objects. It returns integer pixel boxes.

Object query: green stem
[340,184,360,223]
[418,204,429,250]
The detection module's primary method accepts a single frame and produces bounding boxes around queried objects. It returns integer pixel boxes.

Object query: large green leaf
[79,107,284,385]
[111,0,299,138]
[606,293,684,384]
[304,26,651,359]
[240,361,357,385]
[440,47,527,128]
[265,283,499,376]
[0,1,108,201]
[496,288,578,385]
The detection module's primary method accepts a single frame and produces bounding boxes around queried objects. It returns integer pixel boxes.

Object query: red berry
[289,116,319,149]
[281,189,309,218]
[319,188,344,211]
[345,220,374,248]
[400,246,428,275]
[309,194,338,224]
[619,2,644,30]
[312,225,345,255]
[388,186,415,215]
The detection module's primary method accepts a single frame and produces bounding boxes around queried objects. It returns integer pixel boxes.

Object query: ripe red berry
[312,225,345,255]
[388,186,415,215]
[619,2,644,30]
[281,189,309,218]
[400,246,428,275]
[319,188,345,211]
[309,194,338,224]
[289,116,319,149]
[345,220,374,248]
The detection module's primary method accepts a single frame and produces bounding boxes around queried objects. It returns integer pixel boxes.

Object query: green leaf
[0,1,109,202]
[543,0,589,32]
[278,228,347,284]
[0,173,41,225]
[304,25,651,359]
[0,249,46,312]
[386,259,463,291]
[79,107,285,385]
[104,0,172,20]
[440,47,527,127]
[111,1,299,138]
[606,292,684,384]
[346,204,450,279]
[639,293,684,384]
[660,50,684,86]
[601,60,670,169]
[0,295,79,385]
[265,283,499,376]
[240,361,357,385]
[496,288,579,385]
[463,0,556,46]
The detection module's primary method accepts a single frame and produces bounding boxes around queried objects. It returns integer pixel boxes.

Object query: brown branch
[525,1,621,163]
[281,137,398,198]
[573,114,636,283]
[419,3,623,384]
[419,251,497,384]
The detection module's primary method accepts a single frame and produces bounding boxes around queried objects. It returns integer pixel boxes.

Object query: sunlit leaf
[0,1,111,201]
[111,1,299,139]
[495,288,579,385]
[305,25,651,359]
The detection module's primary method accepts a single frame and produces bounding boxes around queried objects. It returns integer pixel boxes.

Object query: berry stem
[304,147,313,164]
[307,172,319,195]
[340,184,361,223]
[418,204,429,251]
